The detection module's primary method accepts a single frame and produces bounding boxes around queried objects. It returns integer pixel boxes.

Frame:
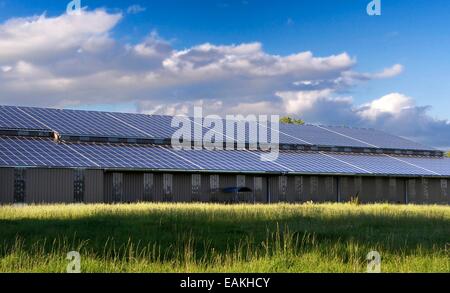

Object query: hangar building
[0,105,449,204]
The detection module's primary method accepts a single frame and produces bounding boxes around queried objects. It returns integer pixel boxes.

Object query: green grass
[0,203,449,272]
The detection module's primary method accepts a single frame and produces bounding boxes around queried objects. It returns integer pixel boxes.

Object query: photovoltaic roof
[0,137,448,176]
[0,105,49,130]
[0,105,437,152]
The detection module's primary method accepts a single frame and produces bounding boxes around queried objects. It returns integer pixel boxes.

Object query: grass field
[0,203,449,273]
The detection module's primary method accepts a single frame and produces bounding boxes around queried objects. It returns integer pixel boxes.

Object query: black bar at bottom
[0,273,446,292]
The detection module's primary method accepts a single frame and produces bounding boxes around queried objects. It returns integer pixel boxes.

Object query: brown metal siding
[253,176,267,203]
[152,173,164,201]
[2,167,448,205]
[411,178,447,204]
[237,175,253,203]
[359,177,378,203]
[429,178,446,204]
[407,178,417,203]
[339,176,362,202]
[123,173,144,202]
[268,175,338,203]
[143,173,154,201]
[391,178,406,203]
[318,176,337,202]
[439,179,450,204]
[172,173,191,202]
[84,170,104,203]
[103,172,113,203]
[0,168,14,204]
[26,168,74,203]
[200,174,212,202]
[217,174,238,202]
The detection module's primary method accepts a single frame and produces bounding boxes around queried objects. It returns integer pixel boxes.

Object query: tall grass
[0,203,449,272]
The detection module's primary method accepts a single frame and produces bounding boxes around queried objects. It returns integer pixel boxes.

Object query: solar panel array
[18,107,151,138]
[0,106,49,130]
[0,105,437,152]
[319,125,432,151]
[1,105,448,177]
[0,136,449,176]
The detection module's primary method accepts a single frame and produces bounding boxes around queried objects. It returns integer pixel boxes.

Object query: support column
[336,177,341,203]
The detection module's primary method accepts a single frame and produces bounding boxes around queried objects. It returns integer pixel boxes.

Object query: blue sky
[1,0,449,117]
[0,0,449,148]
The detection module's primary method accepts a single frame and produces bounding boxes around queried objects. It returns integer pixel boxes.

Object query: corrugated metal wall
[26,169,74,203]
[123,173,144,202]
[0,167,449,204]
[407,178,448,204]
[338,176,406,203]
[0,168,14,204]
[84,170,104,203]
[268,175,337,203]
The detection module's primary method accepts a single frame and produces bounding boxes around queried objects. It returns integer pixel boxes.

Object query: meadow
[0,203,449,272]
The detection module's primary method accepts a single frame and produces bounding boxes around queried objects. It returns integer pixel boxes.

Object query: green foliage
[279,116,305,125]
[0,203,449,272]
[446,151,450,158]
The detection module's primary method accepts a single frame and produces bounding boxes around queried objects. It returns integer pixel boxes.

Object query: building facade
[0,105,449,205]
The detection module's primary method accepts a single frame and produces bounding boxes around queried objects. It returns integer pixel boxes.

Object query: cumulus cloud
[271,91,450,149]
[0,10,121,62]
[0,9,448,148]
[0,10,361,106]
[357,92,414,120]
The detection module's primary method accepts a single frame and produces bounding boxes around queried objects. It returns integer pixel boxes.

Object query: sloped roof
[0,105,437,154]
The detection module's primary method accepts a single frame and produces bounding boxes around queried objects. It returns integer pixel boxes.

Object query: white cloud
[1,65,12,72]
[357,93,415,120]
[271,90,450,149]
[276,89,336,113]
[372,64,404,79]
[0,9,448,148]
[0,9,384,108]
[0,10,122,62]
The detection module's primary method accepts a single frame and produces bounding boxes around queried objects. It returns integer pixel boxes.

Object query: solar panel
[108,113,177,139]
[65,142,201,170]
[0,136,448,176]
[328,153,439,176]
[273,151,365,174]
[398,156,450,176]
[18,106,152,138]
[278,124,365,147]
[175,148,289,172]
[0,106,49,130]
[320,125,434,151]
[0,136,94,168]
[0,105,437,152]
